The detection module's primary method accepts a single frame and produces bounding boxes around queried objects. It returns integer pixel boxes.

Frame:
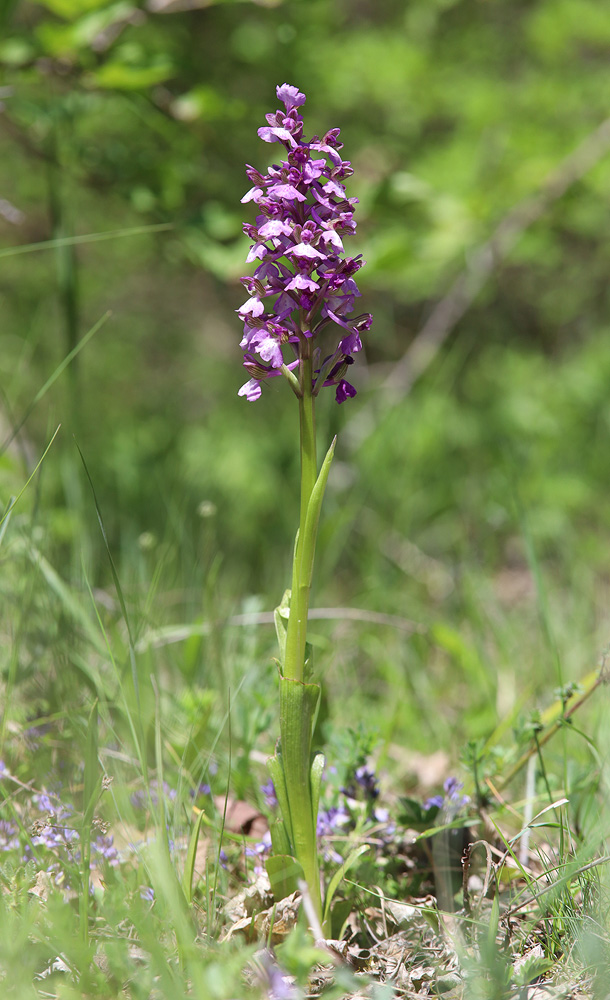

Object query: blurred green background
[2,0,610,766]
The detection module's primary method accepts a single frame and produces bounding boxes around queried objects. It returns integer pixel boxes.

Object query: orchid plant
[237,83,372,931]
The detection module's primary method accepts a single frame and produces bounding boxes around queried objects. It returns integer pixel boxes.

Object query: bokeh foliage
[1,0,610,757]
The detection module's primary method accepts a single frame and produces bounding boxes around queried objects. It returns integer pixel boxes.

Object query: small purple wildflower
[260,778,278,809]
[25,724,50,749]
[140,885,155,902]
[424,776,470,812]
[238,83,372,404]
[354,764,379,800]
[189,782,211,799]
[0,820,20,852]
[423,794,444,811]
[316,803,349,863]
[245,829,272,875]
[443,776,470,808]
[91,834,119,868]
[372,805,395,833]
[130,779,176,810]
[342,762,380,804]
[260,949,299,1000]
[316,803,349,837]
[31,792,79,852]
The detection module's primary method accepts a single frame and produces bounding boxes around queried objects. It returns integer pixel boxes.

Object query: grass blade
[0,425,61,527]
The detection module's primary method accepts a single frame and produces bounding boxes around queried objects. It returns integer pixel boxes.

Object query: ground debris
[223,878,298,943]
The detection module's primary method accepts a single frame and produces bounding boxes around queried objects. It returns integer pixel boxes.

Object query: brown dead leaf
[214,796,268,839]
[224,886,301,945]
[224,873,275,927]
[28,870,53,902]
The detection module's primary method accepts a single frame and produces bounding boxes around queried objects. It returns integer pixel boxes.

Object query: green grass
[2,318,610,996]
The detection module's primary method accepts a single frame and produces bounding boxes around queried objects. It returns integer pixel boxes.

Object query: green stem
[284,351,317,682]
[277,346,325,922]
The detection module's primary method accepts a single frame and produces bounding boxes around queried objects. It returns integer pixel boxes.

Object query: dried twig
[496,660,609,793]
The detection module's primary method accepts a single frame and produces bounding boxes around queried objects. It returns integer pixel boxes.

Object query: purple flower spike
[238,84,371,403]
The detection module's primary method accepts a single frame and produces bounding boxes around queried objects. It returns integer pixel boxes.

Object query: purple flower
[130,779,176,810]
[276,83,306,109]
[245,830,272,875]
[91,834,119,868]
[261,778,278,809]
[0,820,20,852]
[355,764,380,800]
[335,379,357,404]
[342,762,379,803]
[259,950,299,1000]
[317,803,349,837]
[424,777,470,813]
[238,83,371,404]
[443,776,470,808]
[30,791,79,854]
[423,794,444,811]
[190,782,211,799]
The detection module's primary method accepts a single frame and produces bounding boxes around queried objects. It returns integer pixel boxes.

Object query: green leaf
[181,808,205,904]
[90,58,174,90]
[300,436,336,589]
[274,589,291,669]
[513,953,555,988]
[278,677,321,864]
[310,752,325,830]
[397,796,439,829]
[36,3,135,55]
[30,0,115,20]
[322,845,370,929]
[267,751,293,850]
[266,855,304,904]
[303,641,314,683]
[269,818,291,858]
[170,84,240,123]
[0,38,36,67]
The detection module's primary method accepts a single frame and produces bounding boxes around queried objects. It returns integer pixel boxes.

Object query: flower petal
[237,296,265,317]
[289,243,325,260]
[257,126,297,148]
[238,378,262,401]
[335,379,357,404]
[276,83,306,109]
[285,273,319,292]
[258,219,292,238]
